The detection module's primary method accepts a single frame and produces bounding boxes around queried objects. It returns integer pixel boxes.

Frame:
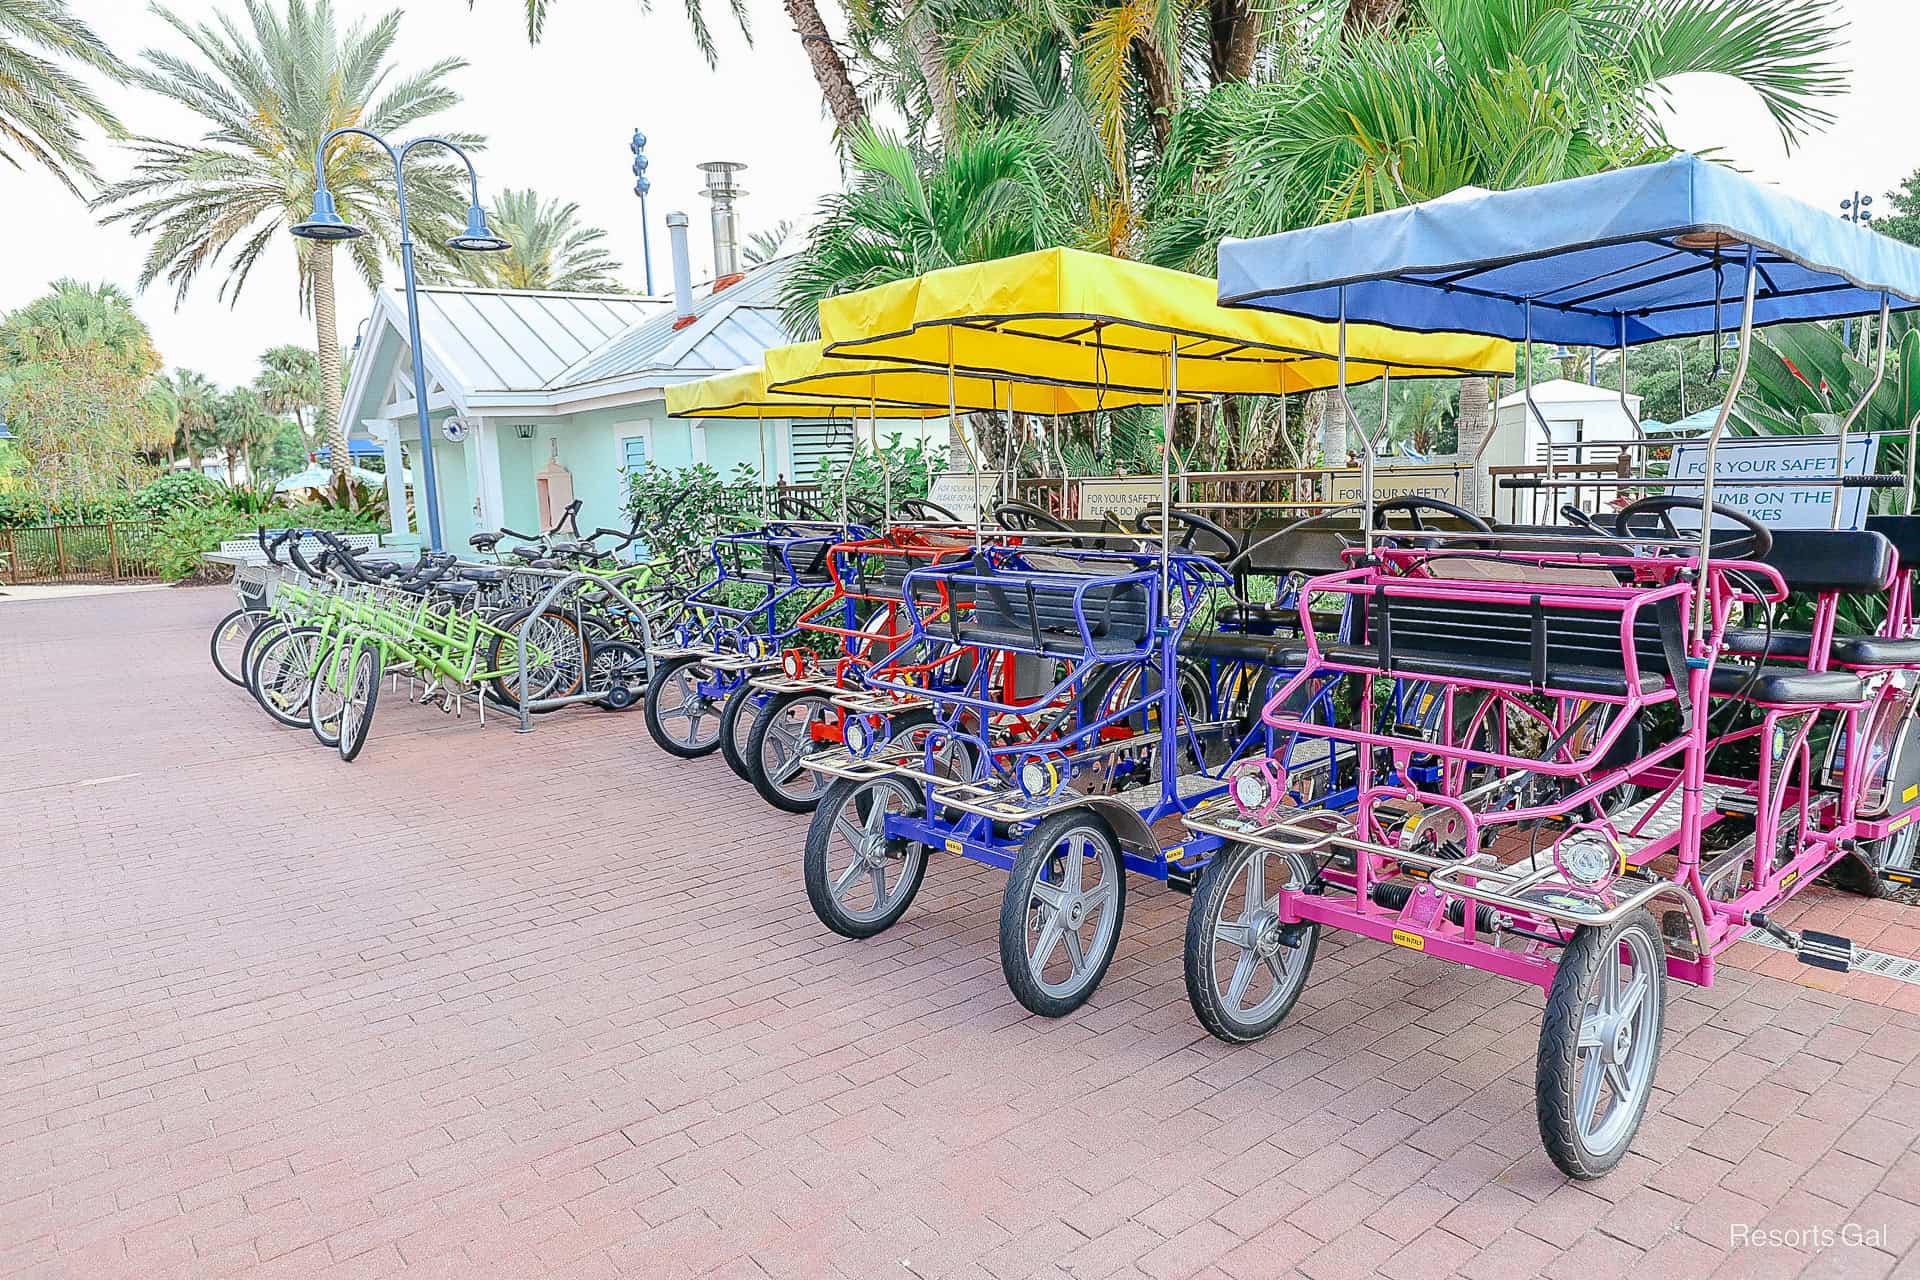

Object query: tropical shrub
[130,470,222,518]
[152,503,383,581]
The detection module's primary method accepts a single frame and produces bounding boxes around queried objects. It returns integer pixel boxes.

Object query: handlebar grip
[499,527,535,540]
[1843,474,1905,489]
[1497,477,1541,490]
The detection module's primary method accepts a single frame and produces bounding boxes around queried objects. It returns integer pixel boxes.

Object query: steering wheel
[1612,494,1772,560]
[846,494,888,525]
[993,500,1074,533]
[896,496,961,523]
[1131,504,1243,564]
[1370,495,1495,540]
[776,493,832,522]
[1223,503,1365,577]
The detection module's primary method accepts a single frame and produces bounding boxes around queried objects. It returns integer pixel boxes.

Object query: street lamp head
[290,188,365,241]
[447,202,511,253]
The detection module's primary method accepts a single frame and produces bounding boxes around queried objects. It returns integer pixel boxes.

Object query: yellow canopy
[762,340,1183,416]
[819,247,1513,394]
[665,363,944,419]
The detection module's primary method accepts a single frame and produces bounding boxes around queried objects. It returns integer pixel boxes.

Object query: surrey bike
[1187,153,1920,1177]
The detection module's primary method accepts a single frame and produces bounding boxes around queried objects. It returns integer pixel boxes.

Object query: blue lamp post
[291,129,510,552]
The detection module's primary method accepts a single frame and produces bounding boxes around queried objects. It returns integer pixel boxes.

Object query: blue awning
[1217,155,1920,346]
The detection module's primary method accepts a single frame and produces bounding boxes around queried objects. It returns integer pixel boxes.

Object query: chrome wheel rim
[657,664,722,749]
[822,778,921,924]
[1207,848,1309,1024]
[761,695,835,802]
[261,631,319,716]
[1572,924,1660,1154]
[1022,827,1121,1000]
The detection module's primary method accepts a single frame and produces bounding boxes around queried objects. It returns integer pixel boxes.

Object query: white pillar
[473,416,507,530]
[369,419,412,537]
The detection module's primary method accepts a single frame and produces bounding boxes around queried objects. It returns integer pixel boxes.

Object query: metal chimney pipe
[698,161,748,277]
[665,210,694,321]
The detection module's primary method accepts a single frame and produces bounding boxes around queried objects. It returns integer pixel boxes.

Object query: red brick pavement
[1,585,1917,1279]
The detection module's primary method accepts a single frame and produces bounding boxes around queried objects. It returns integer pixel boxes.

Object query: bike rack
[511,567,661,732]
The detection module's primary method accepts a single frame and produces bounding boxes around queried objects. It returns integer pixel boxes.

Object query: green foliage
[305,472,389,519]
[809,433,947,505]
[624,461,763,583]
[151,501,382,581]
[129,470,222,518]
[0,0,128,196]
[2,343,167,509]
[254,345,322,443]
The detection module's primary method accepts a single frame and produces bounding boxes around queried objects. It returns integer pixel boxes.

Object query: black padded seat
[1724,627,1920,667]
[469,532,503,551]
[460,567,505,583]
[1176,632,1310,665]
[1723,627,1813,659]
[1708,664,1864,705]
[956,621,1143,655]
[1867,516,1920,568]
[358,560,401,578]
[1217,602,1280,630]
[1313,643,1666,697]
[432,580,477,598]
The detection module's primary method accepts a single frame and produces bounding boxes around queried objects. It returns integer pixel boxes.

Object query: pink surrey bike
[1182,154,1920,1177]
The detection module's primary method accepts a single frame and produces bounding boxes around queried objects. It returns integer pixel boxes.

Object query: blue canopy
[1216,155,1920,347]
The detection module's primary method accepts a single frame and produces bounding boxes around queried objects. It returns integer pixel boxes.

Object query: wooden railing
[1,521,160,584]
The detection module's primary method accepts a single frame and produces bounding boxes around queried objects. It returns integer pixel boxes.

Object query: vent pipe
[665,210,694,326]
[698,161,748,277]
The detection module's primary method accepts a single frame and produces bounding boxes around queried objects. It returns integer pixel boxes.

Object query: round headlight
[782,649,805,679]
[1232,772,1269,814]
[844,718,869,756]
[1557,831,1618,889]
[1019,760,1050,798]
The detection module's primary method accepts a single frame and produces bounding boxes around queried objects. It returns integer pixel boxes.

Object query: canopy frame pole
[945,327,981,547]
[1522,299,1557,485]
[870,392,886,522]
[1337,288,1376,557]
[1829,293,1891,530]
[1617,316,1640,437]
[1693,245,1759,647]
[757,410,770,517]
[1906,402,1920,517]
[839,408,852,528]
[1163,336,1177,615]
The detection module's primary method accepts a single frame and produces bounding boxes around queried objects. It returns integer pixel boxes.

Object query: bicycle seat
[460,567,505,583]
[432,580,478,598]
[358,560,401,578]
[510,546,543,561]
[469,532,503,552]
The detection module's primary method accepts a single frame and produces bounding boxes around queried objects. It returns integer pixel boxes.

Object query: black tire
[1184,844,1318,1043]
[644,656,724,757]
[586,639,645,711]
[337,641,382,762]
[718,684,765,781]
[307,644,346,748]
[1825,825,1914,899]
[211,607,267,686]
[803,775,930,938]
[249,625,323,728]
[999,809,1126,1018]
[746,690,840,812]
[1537,908,1666,1180]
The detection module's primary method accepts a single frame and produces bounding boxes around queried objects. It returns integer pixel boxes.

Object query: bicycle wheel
[485,610,584,710]
[338,641,382,762]
[644,656,725,757]
[307,644,349,747]
[211,607,268,686]
[249,625,324,728]
[718,684,766,781]
[746,690,840,812]
[239,618,292,700]
[587,639,646,711]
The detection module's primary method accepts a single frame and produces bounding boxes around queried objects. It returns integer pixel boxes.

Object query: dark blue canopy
[1216,155,1920,347]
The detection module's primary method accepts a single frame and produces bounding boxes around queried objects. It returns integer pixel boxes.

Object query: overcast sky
[4,0,1913,388]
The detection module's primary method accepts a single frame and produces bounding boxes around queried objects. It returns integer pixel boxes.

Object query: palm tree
[0,279,157,373]
[453,188,623,291]
[166,368,217,469]
[254,344,322,445]
[0,0,128,195]
[94,1,476,479]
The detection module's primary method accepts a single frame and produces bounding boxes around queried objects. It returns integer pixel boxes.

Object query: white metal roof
[550,257,793,391]
[404,287,669,391]
[1496,377,1643,409]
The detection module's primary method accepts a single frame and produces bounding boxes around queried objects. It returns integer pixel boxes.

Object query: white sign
[1328,468,1463,506]
[927,471,1006,523]
[1076,477,1164,522]
[1666,437,1870,530]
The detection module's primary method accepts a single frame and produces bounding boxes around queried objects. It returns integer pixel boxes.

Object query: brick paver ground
[3,586,1918,1279]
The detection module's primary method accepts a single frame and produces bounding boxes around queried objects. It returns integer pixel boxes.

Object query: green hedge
[152,504,386,581]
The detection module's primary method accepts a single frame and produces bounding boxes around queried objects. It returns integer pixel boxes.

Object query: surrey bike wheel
[746,690,841,812]
[1184,843,1319,1043]
[1825,823,1916,900]
[337,641,382,762]
[803,775,930,938]
[211,607,269,686]
[249,625,323,727]
[1536,909,1666,1180]
[718,683,765,781]
[644,656,725,757]
[999,809,1127,1018]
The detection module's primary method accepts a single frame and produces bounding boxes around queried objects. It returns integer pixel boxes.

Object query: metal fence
[1,522,161,583]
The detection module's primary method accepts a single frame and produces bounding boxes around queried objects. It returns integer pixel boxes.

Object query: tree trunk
[312,242,348,480]
[785,0,865,130]
[1130,36,1177,153]
[1455,375,1492,517]
[905,2,961,141]
[1342,0,1404,36]
[1313,389,1346,466]
[1208,0,1263,84]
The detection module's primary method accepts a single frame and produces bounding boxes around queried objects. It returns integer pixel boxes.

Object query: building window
[620,435,649,473]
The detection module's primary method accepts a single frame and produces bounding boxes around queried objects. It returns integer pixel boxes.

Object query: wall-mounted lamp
[513,424,536,440]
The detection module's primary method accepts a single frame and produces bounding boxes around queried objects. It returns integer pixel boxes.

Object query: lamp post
[1841,192,1874,349]
[291,128,510,552]
[631,129,655,295]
